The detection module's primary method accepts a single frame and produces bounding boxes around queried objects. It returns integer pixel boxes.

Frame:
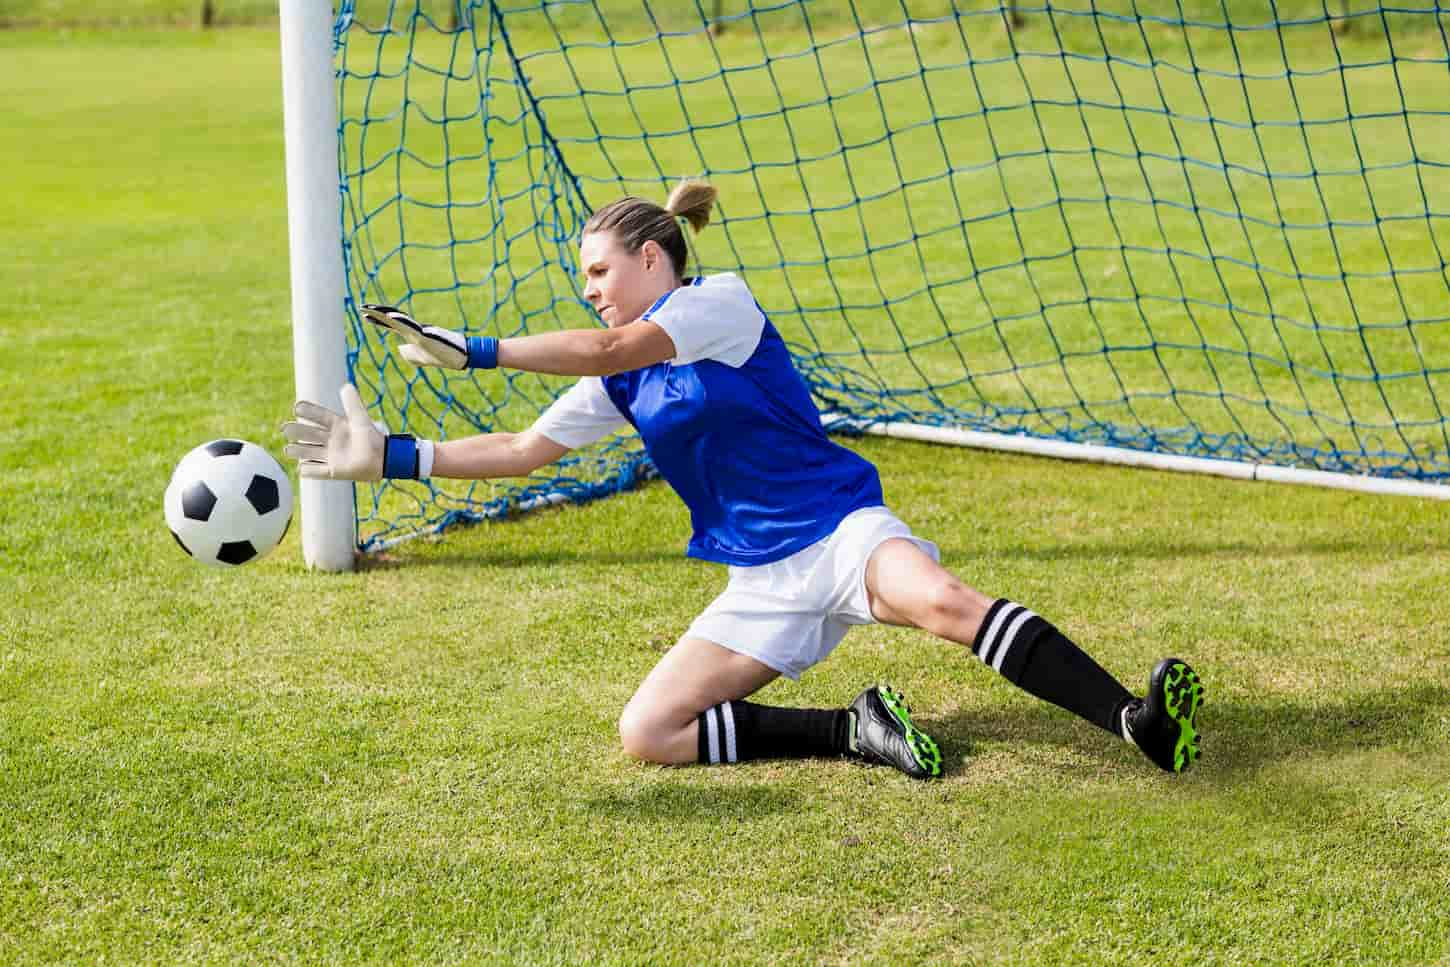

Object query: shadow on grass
[926,680,1449,779]
[359,548,685,571]
[585,782,802,822]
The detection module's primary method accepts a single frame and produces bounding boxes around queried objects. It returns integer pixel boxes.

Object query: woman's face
[579,231,676,329]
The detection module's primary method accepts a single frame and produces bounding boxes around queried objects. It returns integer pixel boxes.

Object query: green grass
[4,25,1450,964]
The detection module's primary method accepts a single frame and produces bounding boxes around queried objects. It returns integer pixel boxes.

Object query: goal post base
[823,417,1450,502]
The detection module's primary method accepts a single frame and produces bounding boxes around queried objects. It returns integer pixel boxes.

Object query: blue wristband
[382,434,420,479]
[466,335,499,369]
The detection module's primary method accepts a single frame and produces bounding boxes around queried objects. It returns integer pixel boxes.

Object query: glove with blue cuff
[281,384,434,481]
[361,304,498,371]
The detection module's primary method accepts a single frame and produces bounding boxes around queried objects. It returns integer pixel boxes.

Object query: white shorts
[684,506,940,680]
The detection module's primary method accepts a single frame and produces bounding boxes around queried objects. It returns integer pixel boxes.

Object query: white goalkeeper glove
[280,384,434,481]
[361,303,499,371]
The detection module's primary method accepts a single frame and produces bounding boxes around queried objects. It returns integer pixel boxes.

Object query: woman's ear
[640,239,664,274]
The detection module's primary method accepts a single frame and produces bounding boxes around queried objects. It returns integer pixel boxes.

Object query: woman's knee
[617,699,676,763]
[919,576,989,638]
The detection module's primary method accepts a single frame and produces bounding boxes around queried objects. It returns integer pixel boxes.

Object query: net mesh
[334,0,1450,549]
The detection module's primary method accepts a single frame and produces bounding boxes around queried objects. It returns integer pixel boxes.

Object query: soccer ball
[164,439,293,567]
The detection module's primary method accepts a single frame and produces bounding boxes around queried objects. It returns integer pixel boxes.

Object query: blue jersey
[533,274,884,566]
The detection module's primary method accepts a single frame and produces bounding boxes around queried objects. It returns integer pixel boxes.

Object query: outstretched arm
[363,303,676,377]
[493,324,676,377]
[280,384,571,481]
[432,429,569,479]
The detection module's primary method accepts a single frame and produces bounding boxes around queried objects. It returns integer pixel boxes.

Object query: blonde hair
[665,179,717,234]
[583,179,718,278]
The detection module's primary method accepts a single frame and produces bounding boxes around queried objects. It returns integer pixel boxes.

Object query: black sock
[697,701,851,764]
[972,599,1133,735]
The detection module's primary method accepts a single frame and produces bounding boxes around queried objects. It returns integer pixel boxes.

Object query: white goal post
[827,420,1450,502]
[278,0,355,572]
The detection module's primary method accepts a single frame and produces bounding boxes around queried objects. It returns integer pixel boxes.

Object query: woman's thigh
[863,537,993,638]
[624,636,782,729]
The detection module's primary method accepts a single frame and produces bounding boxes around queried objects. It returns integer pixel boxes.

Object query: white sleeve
[642,272,766,368]
[529,377,629,449]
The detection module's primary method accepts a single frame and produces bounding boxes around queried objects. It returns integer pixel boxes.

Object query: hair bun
[665,179,718,234]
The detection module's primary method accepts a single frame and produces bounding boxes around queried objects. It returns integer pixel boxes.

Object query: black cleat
[1123,658,1204,773]
[847,685,942,780]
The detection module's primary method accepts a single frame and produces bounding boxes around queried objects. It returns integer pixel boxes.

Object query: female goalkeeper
[281,180,1204,780]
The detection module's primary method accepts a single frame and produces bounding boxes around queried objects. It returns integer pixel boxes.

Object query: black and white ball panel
[206,439,245,458]
[181,480,218,521]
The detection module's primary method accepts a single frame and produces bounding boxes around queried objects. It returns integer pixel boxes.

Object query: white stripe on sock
[978,603,1022,666]
[992,607,1039,672]
[705,707,721,764]
[721,702,737,764]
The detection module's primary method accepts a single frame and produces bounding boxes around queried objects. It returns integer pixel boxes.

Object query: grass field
[5,22,1450,965]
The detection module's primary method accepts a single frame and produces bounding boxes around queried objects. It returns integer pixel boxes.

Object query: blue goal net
[334,0,1450,549]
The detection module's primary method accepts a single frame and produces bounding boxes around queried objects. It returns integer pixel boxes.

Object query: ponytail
[665,179,718,235]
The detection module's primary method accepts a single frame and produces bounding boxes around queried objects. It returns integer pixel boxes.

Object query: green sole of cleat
[877,685,943,778]
[1161,664,1204,773]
